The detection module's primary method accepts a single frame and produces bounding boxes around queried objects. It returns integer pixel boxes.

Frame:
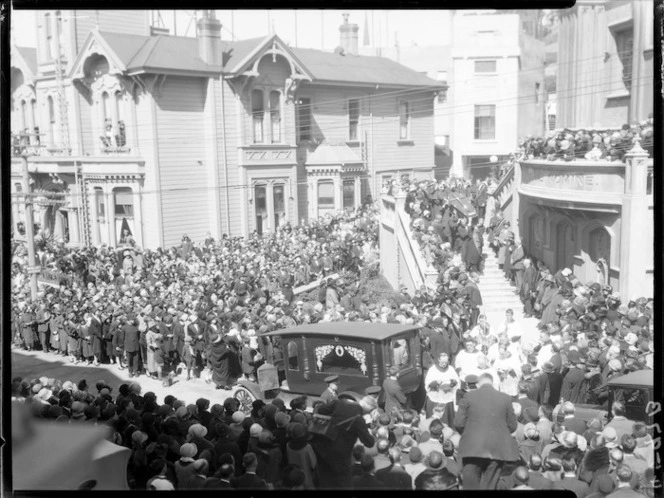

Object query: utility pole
[14,132,40,301]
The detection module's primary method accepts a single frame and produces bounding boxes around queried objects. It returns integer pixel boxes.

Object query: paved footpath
[11,348,237,406]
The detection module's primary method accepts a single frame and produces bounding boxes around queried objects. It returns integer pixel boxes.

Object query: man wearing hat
[414,451,459,490]
[320,375,339,403]
[122,314,141,378]
[453,372,519,490]
[560,350,588,404]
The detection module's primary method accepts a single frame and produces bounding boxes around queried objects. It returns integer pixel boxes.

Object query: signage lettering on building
[521,166,622,193]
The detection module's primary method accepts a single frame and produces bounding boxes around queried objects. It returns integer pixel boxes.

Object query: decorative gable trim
[11,46,37,84]
[69,29,130,82]
[227,34,314,82]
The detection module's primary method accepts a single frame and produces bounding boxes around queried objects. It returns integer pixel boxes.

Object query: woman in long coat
[67,315,82,363]
[49,307,63,353]
[90,316,103,365]
[146,324,162,378]
[80,320,92,364]
[461,226,482,272]
[207,335,242,390]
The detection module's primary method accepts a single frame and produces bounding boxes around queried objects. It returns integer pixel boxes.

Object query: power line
[10,79,651,201]
[13,74,649,146]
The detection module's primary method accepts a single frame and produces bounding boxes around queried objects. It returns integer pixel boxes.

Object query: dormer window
[84,54,130,153]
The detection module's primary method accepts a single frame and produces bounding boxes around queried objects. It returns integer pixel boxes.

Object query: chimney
[197,10,222,66]
[339,13,359,56]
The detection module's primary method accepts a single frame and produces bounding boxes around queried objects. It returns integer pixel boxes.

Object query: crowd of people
[516,120,654,163]
[11,205,380,385]
[11,175,655,492]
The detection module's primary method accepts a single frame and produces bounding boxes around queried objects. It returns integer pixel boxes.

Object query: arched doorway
[588,226,611,286]
[555,221,575,271]
[527,213,545,261]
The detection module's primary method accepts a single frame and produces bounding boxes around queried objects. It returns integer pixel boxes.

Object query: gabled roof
[12,46,38,80]
[221,37,265,71]
[307,144,363,165]
[292,47,443,89]
[68,29,443,89]
[125,34,222,74]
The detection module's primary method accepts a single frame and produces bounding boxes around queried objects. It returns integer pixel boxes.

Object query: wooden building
[11,11,443,249]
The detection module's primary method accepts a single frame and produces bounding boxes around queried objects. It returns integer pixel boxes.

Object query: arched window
[30,99,39,144]
[115,91,126,147]
[287,341,299,370]
[269,91,281,143]
[252,90,264,143]
[84,54,110,80]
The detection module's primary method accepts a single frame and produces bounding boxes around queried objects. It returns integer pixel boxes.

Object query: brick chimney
[339,13,359,55]
[197,10,222,66]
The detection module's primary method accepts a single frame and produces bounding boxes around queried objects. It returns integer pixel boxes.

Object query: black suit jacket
[230,472,268,489]
[352,473,387,489]
[375,465,412,490]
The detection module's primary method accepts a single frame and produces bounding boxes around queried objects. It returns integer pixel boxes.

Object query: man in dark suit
[230,453,268,489]
[311,396,376,489]
[527,455,554,490]
[463,272,483,328]
[382,366,407,416]
[516,381,539,414]
[453,372,519,489]
[552,455,590,498]
[352,455,387,489]
[122,315,140,377]
[520,259,539,317]
[375,447,412,489]
[540,361,563,407]
[36,303,51,353]
[561,402,588,436]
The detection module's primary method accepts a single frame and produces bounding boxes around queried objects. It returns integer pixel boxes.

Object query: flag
[363,11,370,46]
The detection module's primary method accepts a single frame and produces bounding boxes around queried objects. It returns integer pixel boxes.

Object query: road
[10,347,239,407]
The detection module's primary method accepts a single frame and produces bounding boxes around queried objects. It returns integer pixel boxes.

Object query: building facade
[516,0,654,299]
[556,1,654,129]
[448,12,546,179]
[11,10,443,249]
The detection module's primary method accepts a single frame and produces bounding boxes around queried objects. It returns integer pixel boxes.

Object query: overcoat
[453,384,519,461]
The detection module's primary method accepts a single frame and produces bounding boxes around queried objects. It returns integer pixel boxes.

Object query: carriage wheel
[234,387,256,415]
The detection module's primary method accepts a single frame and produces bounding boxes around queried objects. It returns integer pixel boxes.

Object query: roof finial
[343,13,349,24]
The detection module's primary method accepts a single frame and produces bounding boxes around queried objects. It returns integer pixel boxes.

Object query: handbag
[309,413,339,440]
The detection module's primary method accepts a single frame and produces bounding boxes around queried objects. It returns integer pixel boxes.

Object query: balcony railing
[492,162,516,210]
[102,146,132,155]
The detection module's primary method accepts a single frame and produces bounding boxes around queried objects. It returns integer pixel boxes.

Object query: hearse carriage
[233,323,424,414]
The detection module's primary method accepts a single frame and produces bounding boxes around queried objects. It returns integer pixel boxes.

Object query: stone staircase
[478,243,540,334]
